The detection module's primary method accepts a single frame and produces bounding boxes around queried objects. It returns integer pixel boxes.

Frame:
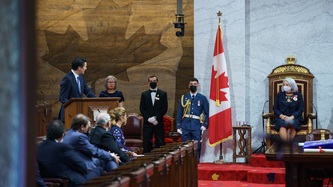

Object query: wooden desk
[265,144,333,187]
[232,126,252,163]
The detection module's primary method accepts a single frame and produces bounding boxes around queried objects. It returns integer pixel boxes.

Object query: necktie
[192,95,195,100]
[150,90,156,93]
[77,77,81,94]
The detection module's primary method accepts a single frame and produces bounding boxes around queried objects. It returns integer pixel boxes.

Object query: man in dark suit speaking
[58,56,96,122]
[140,75,168,153]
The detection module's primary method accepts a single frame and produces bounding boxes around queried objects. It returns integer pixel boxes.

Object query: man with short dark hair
[63,114,120,172]
[37,120,102,187]
[176,78,209,158]
[139,75,168,153]
[58,56,96,121]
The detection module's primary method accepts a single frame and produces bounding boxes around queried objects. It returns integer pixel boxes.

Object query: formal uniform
[176,92,209,158]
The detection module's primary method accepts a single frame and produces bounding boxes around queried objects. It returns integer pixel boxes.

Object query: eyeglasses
[107,82,116,84]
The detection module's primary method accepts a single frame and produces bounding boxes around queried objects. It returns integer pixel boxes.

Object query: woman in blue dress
[108,107,138,156]
[99,75,125,107]
[273,77,304,142]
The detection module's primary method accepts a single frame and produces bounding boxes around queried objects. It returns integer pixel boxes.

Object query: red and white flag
[208,23,232,146]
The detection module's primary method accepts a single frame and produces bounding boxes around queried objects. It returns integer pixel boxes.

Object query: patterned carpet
[198,154,286,186]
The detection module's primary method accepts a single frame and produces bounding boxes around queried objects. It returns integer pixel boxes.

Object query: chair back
[163,115,175,136]
[123,113,143,140]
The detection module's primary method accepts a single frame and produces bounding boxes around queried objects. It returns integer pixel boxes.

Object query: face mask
[150,82,157,89]
[190,85,197,93]
[283,86,291,92]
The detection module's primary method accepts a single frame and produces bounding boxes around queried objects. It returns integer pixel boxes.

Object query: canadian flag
[208,23,232,146]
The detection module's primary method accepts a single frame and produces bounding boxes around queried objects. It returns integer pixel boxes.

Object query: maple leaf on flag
[210,71,229,104]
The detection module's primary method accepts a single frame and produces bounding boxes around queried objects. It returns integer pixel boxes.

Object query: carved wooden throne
[263,56,316,148]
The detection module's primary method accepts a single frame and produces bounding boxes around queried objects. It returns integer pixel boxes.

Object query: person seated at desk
[273,77,304,142]
[109,107,138,156]
[37,120,102,187]
[62,114,121,172]
[89,113,130,164]
[99,75,125,107]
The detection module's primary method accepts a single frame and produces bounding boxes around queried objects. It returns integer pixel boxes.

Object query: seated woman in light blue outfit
[109,107,138,156]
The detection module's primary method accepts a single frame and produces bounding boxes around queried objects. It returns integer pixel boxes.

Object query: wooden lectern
[63,97,119,129]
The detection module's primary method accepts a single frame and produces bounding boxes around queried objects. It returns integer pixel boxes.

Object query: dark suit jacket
[37,139,102,187]
[139,88,168,126]
[62,129,113,170]
[58,71,96,121]
[89,126,129,163]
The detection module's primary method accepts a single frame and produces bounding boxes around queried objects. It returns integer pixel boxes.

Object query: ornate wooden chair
[263,56,316,148]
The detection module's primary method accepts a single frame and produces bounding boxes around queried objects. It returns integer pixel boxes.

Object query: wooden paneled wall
[36,0,194,124]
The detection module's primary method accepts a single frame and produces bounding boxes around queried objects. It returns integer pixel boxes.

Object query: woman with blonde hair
[108,107,138,156]
[99,75,124,107]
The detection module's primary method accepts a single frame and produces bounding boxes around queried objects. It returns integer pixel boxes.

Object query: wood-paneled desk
[265,143,333,187]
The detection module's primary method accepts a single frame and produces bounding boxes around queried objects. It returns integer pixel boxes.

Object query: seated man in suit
[37,120,102,187]
[89,113,129,164]
[63,114,121,172]
[36,162,45,187]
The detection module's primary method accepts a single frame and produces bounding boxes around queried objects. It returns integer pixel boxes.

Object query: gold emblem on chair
[286,54,296,64]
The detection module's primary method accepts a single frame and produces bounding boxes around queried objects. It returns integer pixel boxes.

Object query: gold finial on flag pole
[217,11,222,24]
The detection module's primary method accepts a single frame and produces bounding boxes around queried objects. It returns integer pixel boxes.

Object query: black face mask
[150,82,157,89]
[190,85,197,93]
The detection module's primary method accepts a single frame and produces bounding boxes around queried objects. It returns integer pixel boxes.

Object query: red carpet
[198,180,285,187]
[198,154,286,186]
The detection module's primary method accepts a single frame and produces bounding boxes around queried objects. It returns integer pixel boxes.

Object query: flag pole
[214,11,225,164]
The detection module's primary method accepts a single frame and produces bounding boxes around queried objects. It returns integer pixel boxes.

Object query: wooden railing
[82,140,198,187]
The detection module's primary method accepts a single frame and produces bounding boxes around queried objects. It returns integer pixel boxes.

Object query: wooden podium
[63,97,119,129]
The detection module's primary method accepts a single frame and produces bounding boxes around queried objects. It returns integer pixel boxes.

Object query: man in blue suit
[63,114,120,172]
[176,78,209,159]
[58,56,96,121]
[37,120,102,187]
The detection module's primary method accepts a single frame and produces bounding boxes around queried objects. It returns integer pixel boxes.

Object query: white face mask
[283,85,291,92]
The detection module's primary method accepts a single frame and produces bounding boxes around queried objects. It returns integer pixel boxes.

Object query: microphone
[40,91,47,116]
[262,100,268,114]
[86,86,95,97]
[312,102,318,129]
